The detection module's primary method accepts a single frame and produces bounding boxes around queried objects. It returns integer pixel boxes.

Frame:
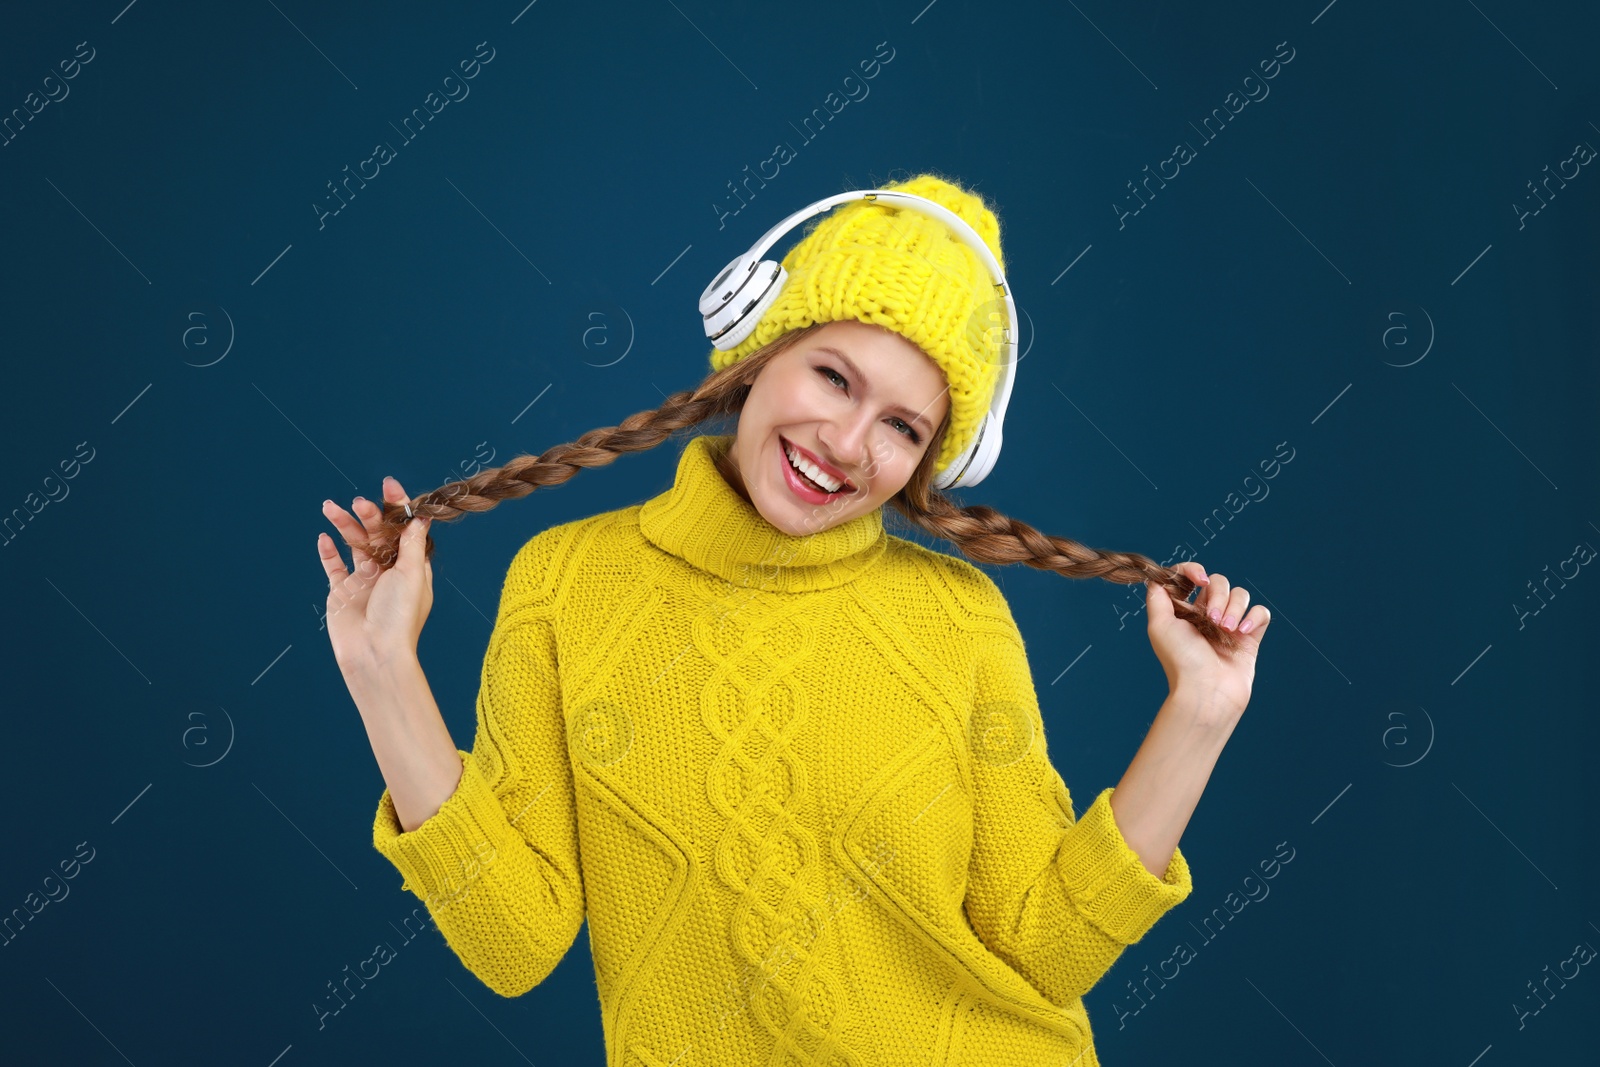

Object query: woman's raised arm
[958,563,1194,1006]
[317,480,588,997]
[318,476,462,831]
[1112,561,1273,877]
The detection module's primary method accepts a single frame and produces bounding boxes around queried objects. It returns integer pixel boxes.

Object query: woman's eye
[817,366,920,442]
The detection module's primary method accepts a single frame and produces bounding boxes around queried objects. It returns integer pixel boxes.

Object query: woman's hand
[317,475,434,677]
[1145,561,1271,727]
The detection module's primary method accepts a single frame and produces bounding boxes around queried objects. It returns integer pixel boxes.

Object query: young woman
[316,173,1271,1066]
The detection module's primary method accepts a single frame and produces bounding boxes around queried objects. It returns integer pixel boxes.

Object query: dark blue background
[2,1,1595,1063]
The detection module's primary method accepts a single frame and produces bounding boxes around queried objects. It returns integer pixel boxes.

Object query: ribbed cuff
[1055,786,1193,945]
[371,750,515,907]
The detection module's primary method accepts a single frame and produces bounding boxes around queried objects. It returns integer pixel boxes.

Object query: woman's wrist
[1166,679,1240,733]
[342,652,463,832]
[341,644,422,697]
[1110,690,1232,878]
[344,651,445,744]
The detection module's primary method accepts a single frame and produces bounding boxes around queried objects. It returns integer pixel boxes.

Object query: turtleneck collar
[638,434,888,593]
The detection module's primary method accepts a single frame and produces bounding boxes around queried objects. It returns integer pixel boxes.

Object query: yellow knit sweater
[372,433,1193,1066]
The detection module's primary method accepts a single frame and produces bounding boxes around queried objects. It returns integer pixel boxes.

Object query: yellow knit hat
[709,173,1008,478]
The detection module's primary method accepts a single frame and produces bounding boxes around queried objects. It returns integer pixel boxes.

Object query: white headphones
[697,189,1018,490]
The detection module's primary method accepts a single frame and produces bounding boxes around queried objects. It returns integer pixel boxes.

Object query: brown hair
[351,324,1240,651]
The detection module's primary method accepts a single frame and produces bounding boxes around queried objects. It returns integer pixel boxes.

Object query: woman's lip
[777,436,854,499]
[780,436,854,490]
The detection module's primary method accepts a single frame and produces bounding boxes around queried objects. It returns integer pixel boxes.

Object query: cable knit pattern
[371,434,1193,1066]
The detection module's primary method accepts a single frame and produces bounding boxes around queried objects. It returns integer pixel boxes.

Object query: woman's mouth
[778,436,854,503]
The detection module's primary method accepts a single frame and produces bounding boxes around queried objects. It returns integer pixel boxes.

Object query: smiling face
[722,319,953,536]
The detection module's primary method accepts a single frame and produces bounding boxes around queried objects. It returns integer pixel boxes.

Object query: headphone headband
[698,188,1018,490]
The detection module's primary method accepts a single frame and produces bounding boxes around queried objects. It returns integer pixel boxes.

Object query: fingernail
[1222,614,1238,630]
[1209,608,1222,623]
[321,499,332,508]
[1239,619,1255,633]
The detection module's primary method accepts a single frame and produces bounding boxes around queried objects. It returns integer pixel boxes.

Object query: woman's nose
[818,421,870,472]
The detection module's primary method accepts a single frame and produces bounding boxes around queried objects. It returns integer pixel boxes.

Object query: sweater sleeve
[370,542,584,998]
[958,570,1192,1004]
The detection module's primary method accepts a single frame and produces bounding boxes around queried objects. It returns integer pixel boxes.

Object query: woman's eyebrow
[813,346,937,433]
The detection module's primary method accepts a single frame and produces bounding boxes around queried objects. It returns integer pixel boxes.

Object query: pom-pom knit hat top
[708,173,1008,480]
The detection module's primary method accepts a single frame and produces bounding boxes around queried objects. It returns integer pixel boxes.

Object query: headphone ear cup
[932,432,969,491]
[932,413,1001,490]
[709,260,786,351]
[699,252,752,318]
[968,419,1001,485]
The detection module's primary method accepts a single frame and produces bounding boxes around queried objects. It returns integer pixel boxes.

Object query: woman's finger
[1145,577,1175,621]
[394,514,430,577]
[351,495,384,542]
[322,499,372,568]
[383,475,414,531]
[1239,603,1271,636]
[1201,572,1232,623]
[325,549,375,616]
[1222,586,1252,631]
[1174,561,1209,603]
[316,530,349,585]
[383,475,410,507]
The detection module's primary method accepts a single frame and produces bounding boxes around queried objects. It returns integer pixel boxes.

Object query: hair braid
[348,320,1238,652]
[892,489,1238,651]
[347,325,819,570]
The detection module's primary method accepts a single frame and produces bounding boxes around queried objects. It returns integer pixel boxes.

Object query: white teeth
[785,442,844,493]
